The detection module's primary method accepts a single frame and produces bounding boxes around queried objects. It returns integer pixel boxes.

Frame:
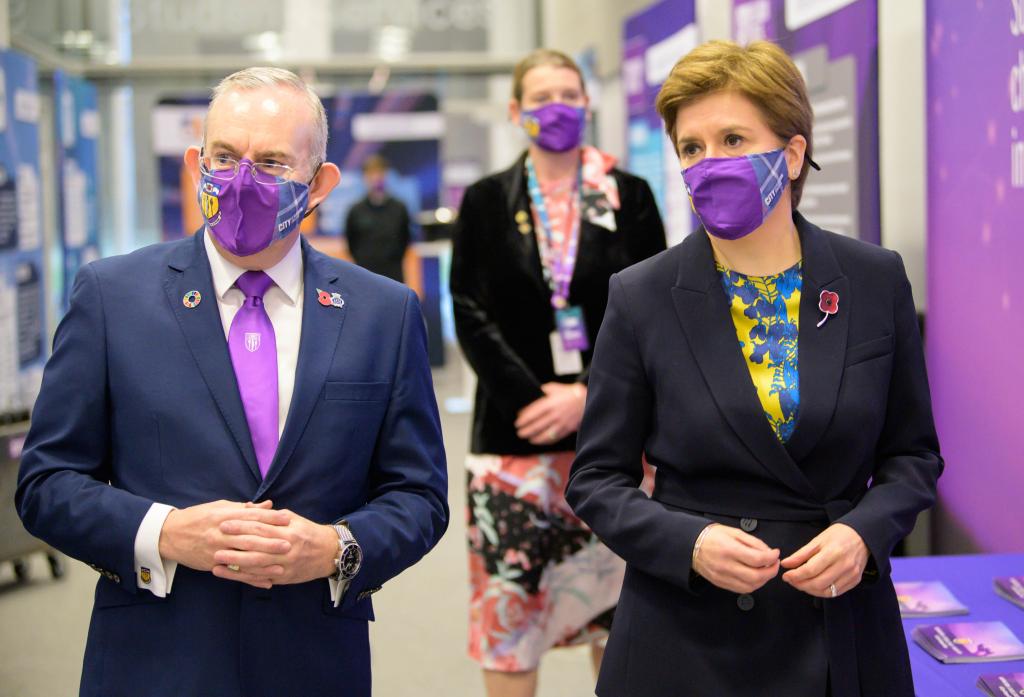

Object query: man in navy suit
[16,67,448,697]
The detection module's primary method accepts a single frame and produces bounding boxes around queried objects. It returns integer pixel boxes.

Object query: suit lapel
[671,231,818,499]
[256,238,347,496]
[164,230,261,483]
[785,214,850,463]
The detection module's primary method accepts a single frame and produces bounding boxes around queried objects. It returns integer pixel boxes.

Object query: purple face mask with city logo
[682,148,789,241]
[198,160,311,257]
[520,103,586,153]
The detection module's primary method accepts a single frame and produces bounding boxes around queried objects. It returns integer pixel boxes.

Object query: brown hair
[361,154,389,174]
[655,40,814,207]
[512,49,587,102]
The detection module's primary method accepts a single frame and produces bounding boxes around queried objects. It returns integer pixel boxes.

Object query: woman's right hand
[692,524,781,594]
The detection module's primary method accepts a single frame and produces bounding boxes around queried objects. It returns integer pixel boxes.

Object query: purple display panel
[623,0,698,245]
[927,1,1024,554]
[732,0,880,243]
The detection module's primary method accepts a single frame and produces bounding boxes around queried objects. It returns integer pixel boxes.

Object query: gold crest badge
[200,190,219,219]
[140,567,152,585]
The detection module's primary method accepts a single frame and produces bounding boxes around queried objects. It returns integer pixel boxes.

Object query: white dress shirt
[134,232,343,603]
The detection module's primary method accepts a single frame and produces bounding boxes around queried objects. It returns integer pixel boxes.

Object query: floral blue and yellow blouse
[717,261,802,442]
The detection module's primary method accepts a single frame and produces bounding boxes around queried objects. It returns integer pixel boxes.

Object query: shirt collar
[203,229,304,304]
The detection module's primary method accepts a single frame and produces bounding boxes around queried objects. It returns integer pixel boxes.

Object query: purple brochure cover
[995,577,1024,610]
[977,672,1024,696]
[894,580,969,617]
[913,621,1024,663]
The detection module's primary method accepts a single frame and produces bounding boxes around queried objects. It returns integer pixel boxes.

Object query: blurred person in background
[450,48,666,697]
[16,67,448,697]
[566,40,942,697]
[344,154,413,284]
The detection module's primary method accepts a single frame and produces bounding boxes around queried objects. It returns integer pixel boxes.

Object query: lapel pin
[817,290,839,327]
[316,288,345,309]
[182,290,201,308]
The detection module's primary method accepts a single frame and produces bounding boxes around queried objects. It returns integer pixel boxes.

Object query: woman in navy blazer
[565,41,942,697]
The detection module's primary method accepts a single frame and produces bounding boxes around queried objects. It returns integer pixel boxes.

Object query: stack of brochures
[994,577,1024,611]
[912,621,1024,664]
[976,672,1024,696]
[894,581,969,617]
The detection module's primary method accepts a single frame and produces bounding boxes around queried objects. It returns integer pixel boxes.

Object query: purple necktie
[228,270,279,478]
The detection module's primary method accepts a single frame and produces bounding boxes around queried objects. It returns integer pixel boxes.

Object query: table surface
[892,553,1024,696]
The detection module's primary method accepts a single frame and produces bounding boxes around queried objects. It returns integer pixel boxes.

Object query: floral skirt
[466,451,625,672]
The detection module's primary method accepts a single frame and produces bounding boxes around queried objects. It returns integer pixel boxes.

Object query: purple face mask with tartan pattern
[198,160,311,257]
[682,148,789,241]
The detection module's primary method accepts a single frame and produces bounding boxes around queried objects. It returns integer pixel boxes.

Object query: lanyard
[525,156,582,310]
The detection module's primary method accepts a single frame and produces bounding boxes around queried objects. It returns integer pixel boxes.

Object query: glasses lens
[204,155,238,180]
[253,163,292,185]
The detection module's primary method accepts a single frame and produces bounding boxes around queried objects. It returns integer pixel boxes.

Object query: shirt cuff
[134,503,179,597]
[328,576,351,608]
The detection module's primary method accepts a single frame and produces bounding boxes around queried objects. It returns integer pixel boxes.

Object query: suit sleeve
[340,289,449,608]
[837,252,944,577]
[450,182,545,416]
[566,274,712,592]
[16,264,155,594]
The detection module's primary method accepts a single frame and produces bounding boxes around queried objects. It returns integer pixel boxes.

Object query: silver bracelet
[692,524,716,567]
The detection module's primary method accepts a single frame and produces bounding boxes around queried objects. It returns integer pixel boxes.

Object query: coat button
[737,594,755,611]
[740,517,758,532]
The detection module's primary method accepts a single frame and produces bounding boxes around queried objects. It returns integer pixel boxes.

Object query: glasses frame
[199,151,302,187]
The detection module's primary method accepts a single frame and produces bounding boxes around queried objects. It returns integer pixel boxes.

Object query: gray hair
[207,67,328,171]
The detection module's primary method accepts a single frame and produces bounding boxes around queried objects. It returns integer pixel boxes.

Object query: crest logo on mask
[522,115,541,139]
[200,181,221,224]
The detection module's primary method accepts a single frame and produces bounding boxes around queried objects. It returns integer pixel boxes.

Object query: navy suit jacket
[16,231,449,697]
[566,214,943,697]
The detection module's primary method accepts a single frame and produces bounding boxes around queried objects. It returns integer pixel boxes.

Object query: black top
[451,152,667,455]
[565,213,943,697]
[344,195,411,282]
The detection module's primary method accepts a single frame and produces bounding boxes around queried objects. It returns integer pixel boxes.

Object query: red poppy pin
[317,289,332,307]
[817,290,839,327]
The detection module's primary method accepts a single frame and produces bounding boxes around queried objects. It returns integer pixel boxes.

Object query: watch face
[339,545,362,578]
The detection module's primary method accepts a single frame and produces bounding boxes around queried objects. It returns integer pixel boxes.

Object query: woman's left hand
[779,523,870,598]
[515,382,587,445]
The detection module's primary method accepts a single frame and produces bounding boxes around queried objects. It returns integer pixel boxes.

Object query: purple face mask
[520,103,586,153]
[682,148,789,240]
[198,160,311,257]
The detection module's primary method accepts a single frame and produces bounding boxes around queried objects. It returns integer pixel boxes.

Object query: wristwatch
[331,522,363,583]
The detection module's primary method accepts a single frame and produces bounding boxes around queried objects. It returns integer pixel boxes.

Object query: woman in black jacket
[450,48,665,697]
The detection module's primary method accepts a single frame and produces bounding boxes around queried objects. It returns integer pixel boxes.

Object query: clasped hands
[158,500,338,590]
[692,522,870,598]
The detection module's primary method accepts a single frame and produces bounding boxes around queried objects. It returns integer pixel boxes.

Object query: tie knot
[235,270,274,300]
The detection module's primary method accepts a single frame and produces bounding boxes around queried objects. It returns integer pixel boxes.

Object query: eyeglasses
[200,152,300,186]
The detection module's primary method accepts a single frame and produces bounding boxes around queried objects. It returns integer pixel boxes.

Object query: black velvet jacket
[451,152,666,455]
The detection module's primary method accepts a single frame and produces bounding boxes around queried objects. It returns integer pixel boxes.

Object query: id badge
[550,332,583,376]
[555,306,590,352]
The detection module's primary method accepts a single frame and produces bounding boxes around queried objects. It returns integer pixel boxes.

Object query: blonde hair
[512,49,587,102]
[655,40,814,207]
[207,67,328,170]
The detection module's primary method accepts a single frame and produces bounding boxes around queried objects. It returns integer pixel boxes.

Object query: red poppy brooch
[817,290,839,327]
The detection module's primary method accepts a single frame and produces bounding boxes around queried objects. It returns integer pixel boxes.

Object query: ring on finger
[829,583,838,598]
[227,564,240,572]
[547,427,559,442]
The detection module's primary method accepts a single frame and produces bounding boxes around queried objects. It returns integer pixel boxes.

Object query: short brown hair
[512,49,587,102]
[655,40,814,207]
[362,154,389,174]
